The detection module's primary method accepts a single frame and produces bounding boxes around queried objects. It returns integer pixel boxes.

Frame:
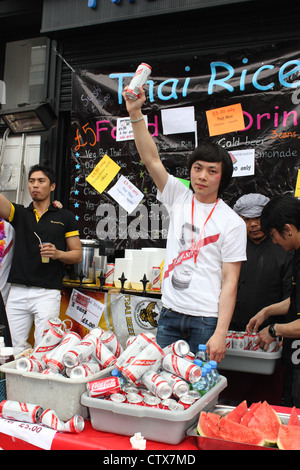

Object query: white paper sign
[116,116,148,141]
[0,417,57,450]
[66,289,105,330]
[161,106,196,135]
[108,175,144,214]
[230,149,255,177]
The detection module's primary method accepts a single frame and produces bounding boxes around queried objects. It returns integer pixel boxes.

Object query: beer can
[232,333,245,350]
[93,337,117,368]
[141,370,172,399]
[252,334,261,351]
[159,370,190,398]
[110,393,126,404]
[63,335,97,368]
[100,331,123,358]
[42,316,63,336]
[266,340,278,353]
[122,383,139,394]
[69,362,103,378]
[143,395,161,408]
[242,332,249,350]
[87,376,122,398]
[88,327,105,339]
[40,409,84,433]
[122,341,165,384]
[16,357,46,373]
[126,392,144,406]
[162,354,201,384]
[160,398,178,410]
[163,340,190,357]
[31,326,64,361]
[151,266,161,291]
[115,332,156,371]
[105,263,115,286]
[169,401,185,411]
[178,394,195,409]
[226,333,232,349]
[0,400,43,423]
[125,63,152,100]
[47,331,82,372]
[188,390,202,400]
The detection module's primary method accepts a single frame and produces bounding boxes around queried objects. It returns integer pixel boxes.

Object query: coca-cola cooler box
[0,360,114,421]
[81,376,227,445]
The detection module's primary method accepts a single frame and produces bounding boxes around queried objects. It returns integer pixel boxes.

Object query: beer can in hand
[125,63,152,100]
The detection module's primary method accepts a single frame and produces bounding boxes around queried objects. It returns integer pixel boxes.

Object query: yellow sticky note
[86,154,120,194]
[295,169,300,197]
[206,103,245,137]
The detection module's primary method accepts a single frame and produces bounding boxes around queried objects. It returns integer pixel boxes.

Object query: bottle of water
[209,360,220,385]
[195,344,208,363]
[193,359,203,368]
[203,364,214,389]
[192,367,209,396]
[111,368,127,386]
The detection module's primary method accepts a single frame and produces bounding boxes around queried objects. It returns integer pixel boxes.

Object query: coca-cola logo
[91,378,116,391]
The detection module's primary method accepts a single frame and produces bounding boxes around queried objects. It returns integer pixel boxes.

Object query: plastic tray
[0,360,113,421]
[81,376,227,445]
[218,348,282,375]
[186,404,291,450]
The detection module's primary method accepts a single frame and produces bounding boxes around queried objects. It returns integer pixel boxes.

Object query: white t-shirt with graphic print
[157,175,247,317]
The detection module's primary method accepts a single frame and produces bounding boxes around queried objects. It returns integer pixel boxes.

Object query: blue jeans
[156,306,218,354]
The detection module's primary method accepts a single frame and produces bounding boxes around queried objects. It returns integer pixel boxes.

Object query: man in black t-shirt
[0,164,82,351]
[248,195,300,407]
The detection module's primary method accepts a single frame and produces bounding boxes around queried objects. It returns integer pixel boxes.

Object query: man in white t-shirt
[123,87,247,362]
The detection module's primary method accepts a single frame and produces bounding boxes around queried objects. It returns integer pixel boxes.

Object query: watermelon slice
[240,401,261,427]
[217,417,265,447]
[247,401,281,445]
[224,400,248,423]
[288,407,300,426]
[197,412,221,438]
[277,425,300,450]
[197,411,265,447]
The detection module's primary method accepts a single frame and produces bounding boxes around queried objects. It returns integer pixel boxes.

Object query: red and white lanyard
[191,195,219,266]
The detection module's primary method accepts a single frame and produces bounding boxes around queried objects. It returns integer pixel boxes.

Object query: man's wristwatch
[268,323,277,338]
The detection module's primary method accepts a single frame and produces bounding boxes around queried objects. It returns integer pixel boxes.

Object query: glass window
[3,37,48,110]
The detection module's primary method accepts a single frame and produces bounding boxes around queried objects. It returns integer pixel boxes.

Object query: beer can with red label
[0,400,43,423]
[151,267,161,291]
[105,263,115,286]
[115,332,156,371]
[93,337,117,368]
[232,333,245,350]
[141,370,172,399]
[100,331,123,358]
[163,340,190,357]
[110,393,126,404]
[226,333,233,349]
[122,341,165,384]
[47,331,82,372]
[143,395,161,408]
[162,354,201,384]
[63,334,98,368]
[125,63,152,100]
[69,362,103,378]
[159,370,190,398]
[87,376,122,398]
[42,316,63,336]
[16,357,46,373]
[31,326,64,362]
[178,394,195,409]
[40,409,84,433]
[126,392,144,406]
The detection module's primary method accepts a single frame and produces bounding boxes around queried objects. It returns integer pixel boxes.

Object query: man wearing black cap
[230,193,293,332]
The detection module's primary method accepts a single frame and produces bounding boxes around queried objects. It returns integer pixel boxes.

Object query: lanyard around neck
[191,195,219,265]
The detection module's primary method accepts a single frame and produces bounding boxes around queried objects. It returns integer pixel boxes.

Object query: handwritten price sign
[206,103,245,136]
[0,417,57,449]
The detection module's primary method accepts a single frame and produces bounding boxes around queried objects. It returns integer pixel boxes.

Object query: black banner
[70,42,300,250]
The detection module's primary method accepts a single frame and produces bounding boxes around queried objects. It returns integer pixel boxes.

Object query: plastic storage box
[218,348,282,375]
[81,376,227,445]
[0,360,113,421]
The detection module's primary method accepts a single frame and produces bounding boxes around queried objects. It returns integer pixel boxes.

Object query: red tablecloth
[0,419,198,450]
